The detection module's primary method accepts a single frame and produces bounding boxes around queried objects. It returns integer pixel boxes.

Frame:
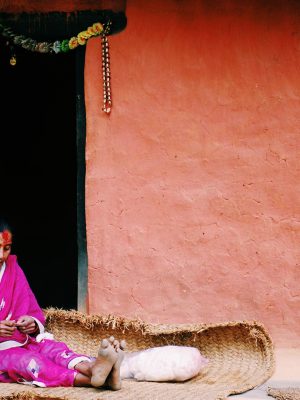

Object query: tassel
[101,21,112,114]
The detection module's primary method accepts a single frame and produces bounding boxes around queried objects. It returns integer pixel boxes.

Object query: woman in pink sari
[0,218,124,390]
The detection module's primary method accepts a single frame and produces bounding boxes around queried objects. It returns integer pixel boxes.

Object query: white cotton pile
[120,345,208,382]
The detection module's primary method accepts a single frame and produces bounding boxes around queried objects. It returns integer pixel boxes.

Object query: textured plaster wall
[85,0,300,346]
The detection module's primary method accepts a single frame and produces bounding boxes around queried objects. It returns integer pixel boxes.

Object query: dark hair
[0,218,12,233]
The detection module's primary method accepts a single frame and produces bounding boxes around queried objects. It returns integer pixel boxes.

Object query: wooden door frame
[76,47,88,313]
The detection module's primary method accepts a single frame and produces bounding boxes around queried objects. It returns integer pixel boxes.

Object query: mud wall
[84,0,300,346]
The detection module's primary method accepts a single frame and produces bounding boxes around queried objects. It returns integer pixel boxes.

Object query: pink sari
[0,255,45,345]
[0,256,90,386]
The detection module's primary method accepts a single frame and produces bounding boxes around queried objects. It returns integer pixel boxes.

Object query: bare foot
[105,337,126,391]
[90,338,118,388]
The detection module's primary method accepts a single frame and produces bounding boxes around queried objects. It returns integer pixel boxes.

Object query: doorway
[0,41,81,309]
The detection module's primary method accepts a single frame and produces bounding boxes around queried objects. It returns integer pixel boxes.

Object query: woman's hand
[0,320,16,337]
[16,315,37,334]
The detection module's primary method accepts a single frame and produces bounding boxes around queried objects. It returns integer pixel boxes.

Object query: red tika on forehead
[1,230,12,244]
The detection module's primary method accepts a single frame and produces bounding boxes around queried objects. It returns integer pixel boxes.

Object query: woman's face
[0,230,12,268]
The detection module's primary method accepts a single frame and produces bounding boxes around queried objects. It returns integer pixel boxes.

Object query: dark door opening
[0,42,78,309]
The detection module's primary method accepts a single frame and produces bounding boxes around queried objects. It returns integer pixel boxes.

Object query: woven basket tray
[268,388,300,400]
[0,308,275,400]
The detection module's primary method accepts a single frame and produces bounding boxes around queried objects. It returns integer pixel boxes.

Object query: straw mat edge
[268,388,300,400]
[0,308,275,400]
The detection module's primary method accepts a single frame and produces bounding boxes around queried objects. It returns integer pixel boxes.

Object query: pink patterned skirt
[0,338,91,387]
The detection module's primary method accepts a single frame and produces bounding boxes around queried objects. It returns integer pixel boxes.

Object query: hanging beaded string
[101,21,112,114]
[0,21,113,114]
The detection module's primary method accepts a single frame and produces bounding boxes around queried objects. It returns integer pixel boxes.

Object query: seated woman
[0,218,208,387]
[0,218,125,390]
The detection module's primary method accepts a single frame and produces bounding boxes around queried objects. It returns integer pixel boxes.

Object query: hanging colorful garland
[0,21,113,114]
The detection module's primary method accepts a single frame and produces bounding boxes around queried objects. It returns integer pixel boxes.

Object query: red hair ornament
[2,230,12,245]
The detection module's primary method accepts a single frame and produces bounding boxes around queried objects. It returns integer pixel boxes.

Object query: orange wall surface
[85,0,300,346]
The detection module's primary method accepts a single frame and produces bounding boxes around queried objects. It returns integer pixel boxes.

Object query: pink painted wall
[85,0,300,346]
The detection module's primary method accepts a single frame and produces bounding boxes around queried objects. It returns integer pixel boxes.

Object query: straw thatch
[268,388,300,400]
[0,308,275,400]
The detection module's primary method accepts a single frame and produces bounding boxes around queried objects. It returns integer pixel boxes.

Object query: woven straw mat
[0,308,275,400]
[268,388,300,400]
